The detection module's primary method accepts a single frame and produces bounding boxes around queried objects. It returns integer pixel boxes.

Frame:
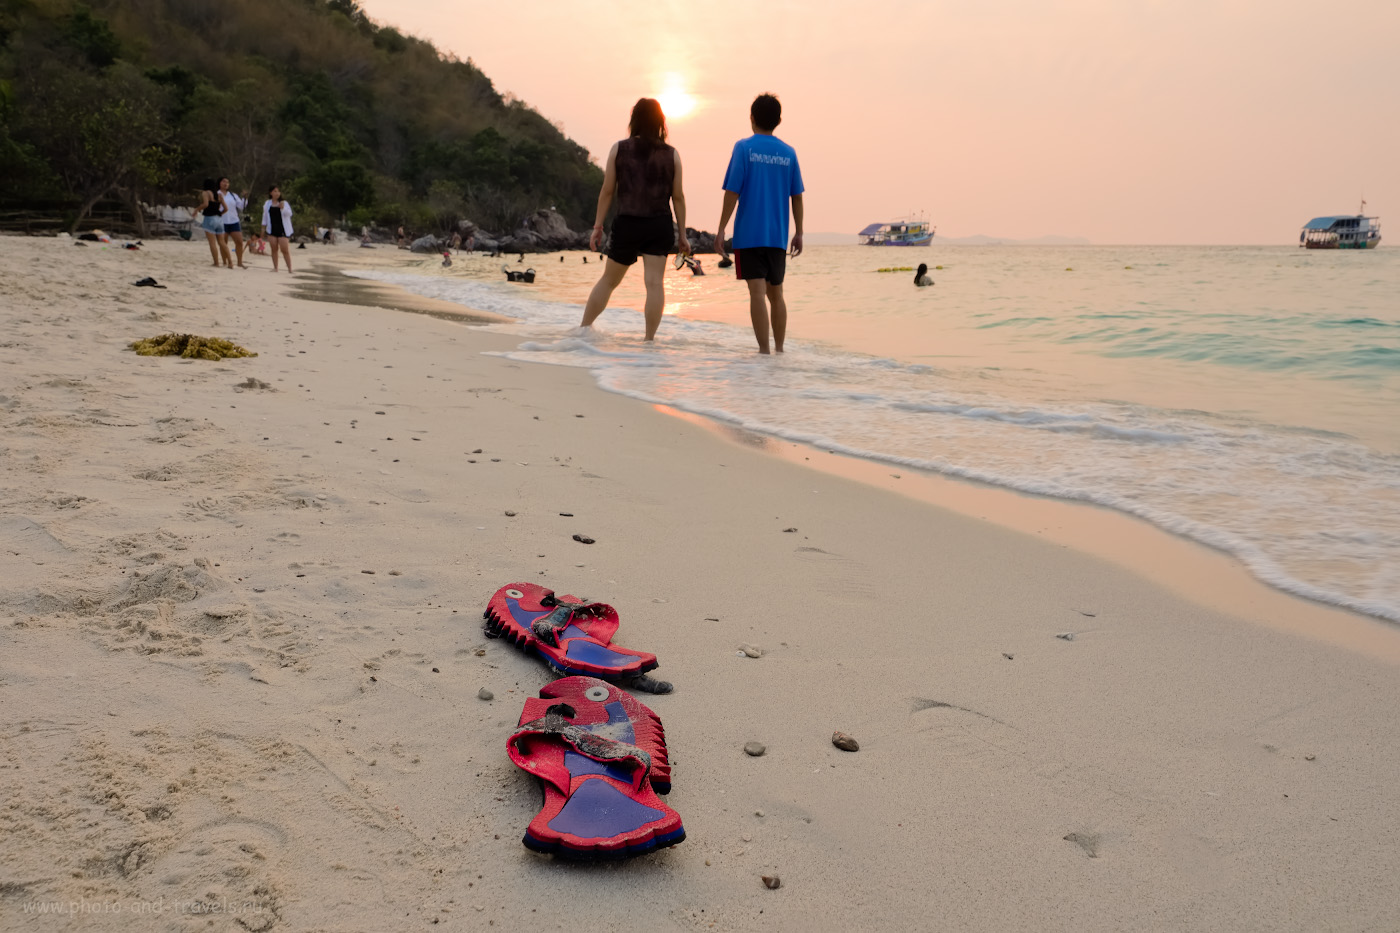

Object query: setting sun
[656,76,696,120]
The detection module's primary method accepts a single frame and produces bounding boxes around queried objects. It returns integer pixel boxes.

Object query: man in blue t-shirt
[716,93,804,354]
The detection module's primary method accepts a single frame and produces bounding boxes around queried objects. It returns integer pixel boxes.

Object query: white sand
[3,236,1400,932]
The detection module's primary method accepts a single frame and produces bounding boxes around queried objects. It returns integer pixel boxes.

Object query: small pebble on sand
[761,875,781,890]
[782,527,797,533]
[1055,632,1076,641]
[738,644,763,658]
[504,510,516,516]
[744,742,766,757]
[572,534,595,544]
[832,731,860,752]
[478,687,494,701]
[474,648,486,657]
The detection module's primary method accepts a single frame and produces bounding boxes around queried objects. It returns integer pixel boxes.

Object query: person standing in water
[715,93,804,354]
[914,263,934,286]
[578,97,689,341]
[261,184,294,273]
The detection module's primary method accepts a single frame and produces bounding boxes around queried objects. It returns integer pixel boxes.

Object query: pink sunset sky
[358,0,1398,245]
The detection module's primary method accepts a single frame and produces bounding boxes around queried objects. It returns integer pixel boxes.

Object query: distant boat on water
[859,215,934,247]
[1300,202,1381,249]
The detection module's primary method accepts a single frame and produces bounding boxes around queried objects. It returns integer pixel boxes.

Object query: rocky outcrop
[683,227,719,254]
[392,213,720,255]
[498,209,590,253]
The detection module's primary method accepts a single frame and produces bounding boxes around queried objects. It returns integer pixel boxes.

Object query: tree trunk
[69,180,116,235]
[69,191,104,234]
[121,187,148,238]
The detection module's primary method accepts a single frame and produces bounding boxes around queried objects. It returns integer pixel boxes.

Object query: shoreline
[328,261,1400,657]
[5,236,1400,931]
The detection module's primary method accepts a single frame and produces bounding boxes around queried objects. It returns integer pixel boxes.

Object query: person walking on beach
[578,97,690,341]
[715,93,804,354]
[217,177,251,269]
[261,185,295,273]
[194,178,231,269]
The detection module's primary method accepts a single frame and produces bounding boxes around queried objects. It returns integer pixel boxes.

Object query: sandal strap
[510,707,652,788]
[531,592,611,648]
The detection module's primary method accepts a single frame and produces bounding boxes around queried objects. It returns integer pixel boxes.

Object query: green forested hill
[0,0,603,233]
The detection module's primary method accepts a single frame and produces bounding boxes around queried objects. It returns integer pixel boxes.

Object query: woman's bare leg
[278,238,292,272]
[216,233,233,267]
[230,231,246,267]
[640,254,666,340]
[579,259,630,327]
[269,237,280,271]
[205,231,220,266]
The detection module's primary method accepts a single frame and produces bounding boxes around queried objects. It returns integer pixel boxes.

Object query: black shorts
[607,214,674,265]
[734,247,787,285]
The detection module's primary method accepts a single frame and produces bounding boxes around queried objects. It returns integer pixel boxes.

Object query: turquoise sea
[351,244,1400,623]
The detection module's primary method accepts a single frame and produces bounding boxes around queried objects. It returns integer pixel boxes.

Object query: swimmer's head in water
[916,263,928,277]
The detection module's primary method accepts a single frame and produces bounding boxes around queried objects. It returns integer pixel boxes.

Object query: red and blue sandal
[508,677,683,860]
[484,583,670,691]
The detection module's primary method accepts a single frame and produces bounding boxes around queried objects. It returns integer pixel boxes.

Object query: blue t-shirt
[721,134,804,250]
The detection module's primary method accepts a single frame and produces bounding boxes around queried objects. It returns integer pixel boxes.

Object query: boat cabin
[1300,214,1381,249]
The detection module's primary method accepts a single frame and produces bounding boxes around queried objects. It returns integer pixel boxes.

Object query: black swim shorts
[607,214,675,265]
[733,247,787,285]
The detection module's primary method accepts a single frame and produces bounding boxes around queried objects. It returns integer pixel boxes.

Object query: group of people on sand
[193,179,297,273]
[580,93,803,354]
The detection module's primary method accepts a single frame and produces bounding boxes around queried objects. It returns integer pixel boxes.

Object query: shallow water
[349,244,1400,623]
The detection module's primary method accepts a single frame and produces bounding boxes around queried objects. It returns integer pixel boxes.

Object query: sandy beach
[4,235,1400,932]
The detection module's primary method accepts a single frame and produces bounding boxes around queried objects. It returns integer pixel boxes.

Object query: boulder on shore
[502,209,590,253]
[410,234,441,253]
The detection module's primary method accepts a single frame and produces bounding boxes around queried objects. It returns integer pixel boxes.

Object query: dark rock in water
[831,731,860,752]
[761,875,781,890]
[410,234,441,253]
[744,741,767,757]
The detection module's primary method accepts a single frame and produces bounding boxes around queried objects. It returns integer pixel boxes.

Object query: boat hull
[1303,238,1381,250]
[859,236,933,247]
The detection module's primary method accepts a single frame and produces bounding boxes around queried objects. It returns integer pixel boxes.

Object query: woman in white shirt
[261,184,295,273]
[217,177,250,269]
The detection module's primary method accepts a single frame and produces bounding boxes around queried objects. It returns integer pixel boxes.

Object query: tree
[295,158,373,216]
[16,60,172,231]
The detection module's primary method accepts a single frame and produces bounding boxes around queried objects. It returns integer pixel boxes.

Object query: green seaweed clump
[128,334,258,360]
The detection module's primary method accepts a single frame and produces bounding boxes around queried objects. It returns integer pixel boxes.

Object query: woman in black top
[194,177,231,269]
[578,98,689,341]
[261,184,295,273]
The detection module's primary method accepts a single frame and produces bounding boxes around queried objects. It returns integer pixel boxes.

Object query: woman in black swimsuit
[261,184,295,273]
[578,98,689,341]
